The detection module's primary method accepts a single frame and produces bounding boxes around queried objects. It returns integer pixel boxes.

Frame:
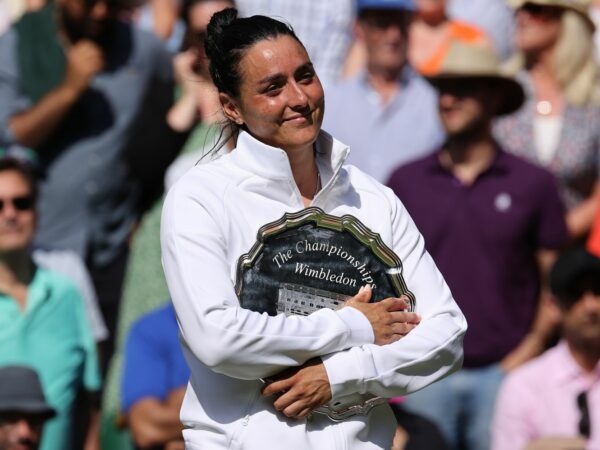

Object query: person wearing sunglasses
[492,246,600,450]
[0,158,102,450]
[494,0,600,241]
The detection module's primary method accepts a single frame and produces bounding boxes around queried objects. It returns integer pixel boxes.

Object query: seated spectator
[0,158,101,450]
[323,0,444,183]
[492,247,600,450]
[494,0,600,240]
[0,365,56,450]
[387,42,568,450]
[409,0,492,75]
[121,302,189,450]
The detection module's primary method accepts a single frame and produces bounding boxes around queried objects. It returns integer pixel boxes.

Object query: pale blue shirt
[322,66,445,183]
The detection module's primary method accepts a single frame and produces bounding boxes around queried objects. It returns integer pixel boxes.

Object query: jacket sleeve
[321,192,467,398]
[160,181,375,380]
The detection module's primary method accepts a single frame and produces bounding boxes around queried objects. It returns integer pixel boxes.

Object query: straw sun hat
[424,41,526,116]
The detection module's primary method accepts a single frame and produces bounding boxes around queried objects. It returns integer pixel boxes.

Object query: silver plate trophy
[235,207,415,421]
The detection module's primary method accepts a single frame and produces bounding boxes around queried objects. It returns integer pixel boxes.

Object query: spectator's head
[550,247,600,354]
[56,0,124,44]
[180,0,235,75]
[508,0,599,105]
[425,42,524,137]
[0,159,38,255]
[355,0,415,76]
[0,366,55,450]
[204,8,324,152]
[414,0,446,23]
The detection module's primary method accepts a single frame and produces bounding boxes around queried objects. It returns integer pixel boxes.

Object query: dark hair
[204,8,304,98]
[0,158,39,203]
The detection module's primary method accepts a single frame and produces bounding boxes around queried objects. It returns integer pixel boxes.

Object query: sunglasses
[0,196,34,212]
[577,391,591,438]
[519,2,564,18]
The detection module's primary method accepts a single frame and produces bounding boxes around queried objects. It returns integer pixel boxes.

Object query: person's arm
[84,401,101,450]
[566,182,600,239]
[166,50,200,132]
[122,310,187,449]
[264,191,467,410]
[500,249,560,372]
[161,175,414,380]
[128,392,184,449]
[8,39,104,149]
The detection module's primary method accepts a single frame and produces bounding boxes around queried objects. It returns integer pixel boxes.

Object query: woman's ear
[220,92,244,125]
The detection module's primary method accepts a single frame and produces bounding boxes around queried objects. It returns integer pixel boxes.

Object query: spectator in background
[495,0,600,240]
[235,0,354,86]
[0,365,56,450]
[99,2,232,444]
[323,0,444,183]
[409,0,492,75]
[0,0,179,372]
[387,42,569,450]
[492,247,600,450]
[0,159,101,450]
[121,302,189,450]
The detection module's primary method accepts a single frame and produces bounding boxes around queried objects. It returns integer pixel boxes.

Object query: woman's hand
[345,285,421,345]
[262,358,331,420]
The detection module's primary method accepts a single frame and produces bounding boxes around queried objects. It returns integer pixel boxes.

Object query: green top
[0,267,101,450]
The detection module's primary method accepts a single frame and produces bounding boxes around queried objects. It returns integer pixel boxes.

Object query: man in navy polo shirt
[387,42,569,450]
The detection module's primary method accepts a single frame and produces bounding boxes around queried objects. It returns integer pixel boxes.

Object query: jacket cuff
[335,306,374,347]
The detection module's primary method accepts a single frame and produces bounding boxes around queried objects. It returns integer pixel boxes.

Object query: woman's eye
[264,84,282,95]
[299,72,314,82]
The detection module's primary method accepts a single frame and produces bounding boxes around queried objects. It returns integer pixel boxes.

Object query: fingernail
[358,285,365,293]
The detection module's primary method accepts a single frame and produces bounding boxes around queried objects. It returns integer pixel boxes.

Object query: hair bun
[205,8,238,59]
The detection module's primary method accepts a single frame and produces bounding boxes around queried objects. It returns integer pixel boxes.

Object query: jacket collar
[230,130,350,192]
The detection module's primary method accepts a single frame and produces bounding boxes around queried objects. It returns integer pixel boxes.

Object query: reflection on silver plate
[277,283,350,316]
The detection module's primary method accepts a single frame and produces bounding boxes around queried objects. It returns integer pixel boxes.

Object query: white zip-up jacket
[161,130,467,450]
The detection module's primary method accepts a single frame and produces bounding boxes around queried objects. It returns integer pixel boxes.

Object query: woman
[495,0,600,239]
[161,8,466,450]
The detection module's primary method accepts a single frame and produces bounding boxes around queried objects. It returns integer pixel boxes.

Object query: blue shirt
[121,302,189,413]
[322,66,445,183]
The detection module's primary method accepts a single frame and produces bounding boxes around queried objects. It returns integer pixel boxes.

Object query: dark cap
[356,0,416,12]
[0,366,56,419]
[550,247,600,305]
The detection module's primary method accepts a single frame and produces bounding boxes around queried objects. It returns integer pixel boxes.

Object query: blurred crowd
[0,0,598,449]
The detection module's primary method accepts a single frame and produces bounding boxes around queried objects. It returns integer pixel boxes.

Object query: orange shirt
[416,21,491,76]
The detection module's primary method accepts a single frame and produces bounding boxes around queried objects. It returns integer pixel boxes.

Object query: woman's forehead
[239,36,311,76]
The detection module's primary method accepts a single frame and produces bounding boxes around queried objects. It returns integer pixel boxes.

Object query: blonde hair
[505,9,600,105]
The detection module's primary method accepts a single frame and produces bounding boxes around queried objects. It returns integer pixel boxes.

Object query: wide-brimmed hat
[356,0,416,12]
[425,41,525,116]
[0,366,56,419]
[550,246,600,305]
[508,0,595,31]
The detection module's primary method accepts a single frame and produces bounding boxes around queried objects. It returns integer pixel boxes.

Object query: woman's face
[221,35,325,154]
[515,3,563,54]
